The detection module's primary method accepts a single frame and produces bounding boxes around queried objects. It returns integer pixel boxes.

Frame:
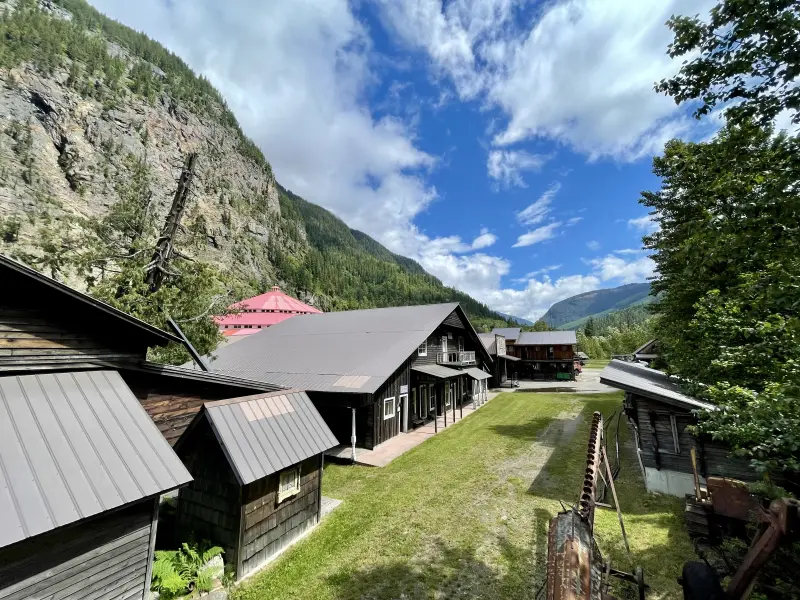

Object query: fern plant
[150,542,224,598]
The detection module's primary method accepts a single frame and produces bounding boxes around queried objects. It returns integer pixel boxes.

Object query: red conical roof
[215,286,321,330]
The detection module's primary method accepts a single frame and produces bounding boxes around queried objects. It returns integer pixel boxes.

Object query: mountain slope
[497,312,533,326]
[0,0,507,328]
[541,283,652,329]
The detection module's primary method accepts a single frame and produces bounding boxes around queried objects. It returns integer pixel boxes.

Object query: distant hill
[541,283,652,329]
[497,312,533,326]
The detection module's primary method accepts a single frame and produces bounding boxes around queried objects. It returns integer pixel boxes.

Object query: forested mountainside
[541,282,652,328]
[0,0,508,356]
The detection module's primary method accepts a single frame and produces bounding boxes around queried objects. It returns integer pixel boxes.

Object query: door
[441,336,448,359]
[400,394,408,433]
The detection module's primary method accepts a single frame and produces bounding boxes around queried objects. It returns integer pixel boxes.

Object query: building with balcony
[511,330,580,380]
[204,303,493,455]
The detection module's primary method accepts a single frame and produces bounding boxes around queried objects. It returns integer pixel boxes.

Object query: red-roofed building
[215,286,322,337]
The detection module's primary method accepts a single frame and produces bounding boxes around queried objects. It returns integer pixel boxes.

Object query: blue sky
[91,0,719,320]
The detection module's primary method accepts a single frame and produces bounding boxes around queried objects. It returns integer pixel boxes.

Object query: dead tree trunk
[145,152,197,293]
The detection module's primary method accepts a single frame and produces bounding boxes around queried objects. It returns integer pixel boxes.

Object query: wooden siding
[240,456,321,578]
[122,370,260,446]
[0,307,141,372]
[371,358,411,448]
[0,500,154,600]
[443,310,466,329]
[626,393,754,481]
[514,345,576,361]
[177,419,242,567]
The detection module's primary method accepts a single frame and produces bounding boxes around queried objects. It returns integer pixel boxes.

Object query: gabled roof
[0,254,180,348]
[124,361,284,393]
[208,303,492,394]
[633,339,659,356]
[0,370,191,548]
[478,333,497,354]
[599,359,715,411]
[491,327,521,341]
[515,330,578,346]
[178,390,337,485]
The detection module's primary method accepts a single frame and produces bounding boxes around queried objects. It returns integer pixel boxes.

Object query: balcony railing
[437,350,476,366]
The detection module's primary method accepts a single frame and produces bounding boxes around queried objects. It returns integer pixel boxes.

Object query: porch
[325,389,500,467]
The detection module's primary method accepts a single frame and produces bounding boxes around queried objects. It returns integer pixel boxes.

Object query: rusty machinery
[544,411,646,600]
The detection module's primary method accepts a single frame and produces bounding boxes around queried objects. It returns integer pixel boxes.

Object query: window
[418,339,428,356]
[383,397,396,420]
[441,336,448,354]
[445,384,451,407]
[412,389,418,415]
[458,337,464,352]
[278,467,300,502]
[429,385,435,410]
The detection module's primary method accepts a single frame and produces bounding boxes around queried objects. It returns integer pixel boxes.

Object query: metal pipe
[351,408,356,464]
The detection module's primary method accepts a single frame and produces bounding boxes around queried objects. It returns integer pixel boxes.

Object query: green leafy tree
[657,0,800,128]
[641,122,800,473]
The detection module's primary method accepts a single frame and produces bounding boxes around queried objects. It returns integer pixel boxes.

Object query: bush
[151,542,224,599]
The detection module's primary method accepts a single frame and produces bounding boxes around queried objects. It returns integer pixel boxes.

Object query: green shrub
[150,542,224,599]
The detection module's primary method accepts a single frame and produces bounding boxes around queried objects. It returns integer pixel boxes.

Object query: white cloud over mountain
[91,0,680,320]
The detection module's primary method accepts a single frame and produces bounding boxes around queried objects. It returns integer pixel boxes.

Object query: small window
[383,397,396,420]
[418,339,428,356]
[429,385,435,410]
[445,385,451,407]
[278,468,300,503]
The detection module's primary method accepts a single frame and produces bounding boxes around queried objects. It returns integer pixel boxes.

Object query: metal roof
[515,330,578,346]
[0,254,181,347]
[125,361,284,393]
[411,364,464,379]
[500,354,520,361]
[0,370,191,549]
[207,303,491,394]
[599,360,716,411]
[478,333,497,354]
[184,390,338,485]
[463,367,491,380]
[491,327,521,341]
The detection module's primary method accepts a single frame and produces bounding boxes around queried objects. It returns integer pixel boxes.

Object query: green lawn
[231,392,692,600]
[585,358,611,369]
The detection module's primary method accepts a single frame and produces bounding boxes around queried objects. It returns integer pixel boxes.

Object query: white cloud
[486,150,550,188]
[586,240,601,251]
[471,228,497,250]
[589,254,655,283]
[613,248,646,255]
[513,222,562,247]
[567,217,583,226]
[376,0,715,162]
[516,182,560,225]
[628,214,659,233]
[483,274,602,321]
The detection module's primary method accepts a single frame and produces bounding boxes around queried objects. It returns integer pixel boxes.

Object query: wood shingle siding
[0,500,154,600]
[240,456,320,577]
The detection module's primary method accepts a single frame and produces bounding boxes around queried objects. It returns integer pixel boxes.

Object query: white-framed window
[278,467,300,503]
[412,389,418,415]
[418,339,428,356]
[441,336,448,354]
[445,384,451,407]
[458,337,464,352]
[429,385,435,410]
[383,396,396,420]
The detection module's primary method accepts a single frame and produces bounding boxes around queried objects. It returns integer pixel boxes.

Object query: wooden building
[0,370,191,600]
[600,360,754,497]
[174,390,338,579]
[0,254,282,444]
[478,332,520,386]
[511,330,579,380]
[204,303,494,455]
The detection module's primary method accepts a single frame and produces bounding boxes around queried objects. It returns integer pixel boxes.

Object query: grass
[231,392,692,600]
[585,358,611,369]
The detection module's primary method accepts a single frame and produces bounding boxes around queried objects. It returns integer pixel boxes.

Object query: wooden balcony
[437,350,476,366]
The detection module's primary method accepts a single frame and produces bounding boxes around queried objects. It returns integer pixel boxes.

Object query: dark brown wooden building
[478,332,520,386]
[511,330,579,380]
[204,303,494,456]
[0,254,282,445]
[0,370,191,600]
[174,390,338,579]
[600,359,754,497]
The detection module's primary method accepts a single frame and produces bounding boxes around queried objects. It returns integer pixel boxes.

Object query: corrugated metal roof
[411,364,464,379]
[478,333,497,354]
[515,330,578,345]
[0,253,181,347]
[207,303,491,394]
[599,360,716,411]
[491,327,521,341]
[0,370,191,549]
[126,361,284,393]
[463,367,491,380]
[499,354,520,361]
[192,389,338,485]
